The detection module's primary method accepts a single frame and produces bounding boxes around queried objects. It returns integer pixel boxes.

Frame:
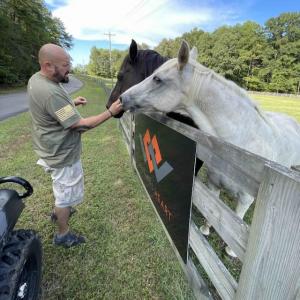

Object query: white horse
[120,41,300,257]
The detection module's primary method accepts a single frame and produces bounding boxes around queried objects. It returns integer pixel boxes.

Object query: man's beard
[60,75,69,83]
[54,67,69,83]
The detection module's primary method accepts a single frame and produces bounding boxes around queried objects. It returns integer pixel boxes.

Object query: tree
[209,26,242,83]
[138,43,150,50]
[87,47,126,78]
[0,0,72,85]
[264,12,300,92]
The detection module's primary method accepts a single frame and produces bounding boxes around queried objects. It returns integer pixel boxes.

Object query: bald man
[28,43,122,248]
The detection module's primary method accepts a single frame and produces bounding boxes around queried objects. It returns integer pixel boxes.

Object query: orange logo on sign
[140,129,173,183]
[143,129,162,173]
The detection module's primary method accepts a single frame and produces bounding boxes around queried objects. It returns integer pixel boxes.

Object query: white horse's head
[120,41,195,113]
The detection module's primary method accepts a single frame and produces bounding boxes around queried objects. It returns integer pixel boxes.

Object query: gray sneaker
[53,232,85,248]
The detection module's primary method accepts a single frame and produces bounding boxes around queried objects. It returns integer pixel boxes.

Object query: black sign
[134,113,196,263]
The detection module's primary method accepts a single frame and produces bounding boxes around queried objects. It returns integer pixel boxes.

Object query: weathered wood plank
[189,222,237,300]
[119,120,130,145]
[120,113,131,129]
[193,178,249,261]
[186,259,214,300]
[236,165,300,300]
[129,112,134,164]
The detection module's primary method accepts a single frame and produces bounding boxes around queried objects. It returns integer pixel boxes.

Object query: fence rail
[248,91,300,98]
[119,110,300,300]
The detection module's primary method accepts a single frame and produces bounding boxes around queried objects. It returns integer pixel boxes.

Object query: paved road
[0,75,83,121]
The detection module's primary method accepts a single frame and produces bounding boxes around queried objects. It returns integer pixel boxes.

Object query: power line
[110,0,148,31]
[132,3,166,26]
[110,0,168,39]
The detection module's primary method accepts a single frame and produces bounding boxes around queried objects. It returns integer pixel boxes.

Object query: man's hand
[74,96,87,106]
[71,98,123,132]
[109,99,123,116]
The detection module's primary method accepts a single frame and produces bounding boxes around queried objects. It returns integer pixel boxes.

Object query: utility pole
[104,31,115,86]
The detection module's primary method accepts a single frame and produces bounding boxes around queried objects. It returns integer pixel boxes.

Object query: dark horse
[106,39,167,118]
[106,39,202,173]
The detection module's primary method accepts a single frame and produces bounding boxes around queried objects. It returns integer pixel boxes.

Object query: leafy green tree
[181,28,213,66]
[0,0,72,85]
[87,47,126,78]
[138,43,150,50]
[209,26,242,83]
[153,13,300,93]
[264,12,300,93]
[154,38,181,58]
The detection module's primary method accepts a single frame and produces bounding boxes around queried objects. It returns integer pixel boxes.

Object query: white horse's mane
[190,60,253,105]
[157,57,270,126]
[187,59,272,124]
[159,58,253,105]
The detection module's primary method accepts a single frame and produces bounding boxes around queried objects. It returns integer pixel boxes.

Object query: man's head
[38,44,71,83]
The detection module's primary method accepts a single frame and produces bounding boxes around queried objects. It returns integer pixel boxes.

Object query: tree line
[85,12,299,94]
[0,0,72,86]
[0,1,299,94]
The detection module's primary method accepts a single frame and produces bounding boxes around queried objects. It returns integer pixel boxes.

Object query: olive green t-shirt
[28,72,82,168]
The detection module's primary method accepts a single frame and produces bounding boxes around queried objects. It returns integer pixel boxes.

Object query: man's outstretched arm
[70,99,122,132]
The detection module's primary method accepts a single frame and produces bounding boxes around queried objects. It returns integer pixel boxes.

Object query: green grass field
[250,93,300,122]
[0,77,194,299]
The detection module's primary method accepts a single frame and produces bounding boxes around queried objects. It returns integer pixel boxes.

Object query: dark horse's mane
[134,50,169,78]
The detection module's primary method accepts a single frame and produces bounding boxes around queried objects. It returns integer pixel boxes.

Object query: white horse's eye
[153,76,161,83]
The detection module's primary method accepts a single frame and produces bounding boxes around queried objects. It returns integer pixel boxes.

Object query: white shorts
[37,159,84,208]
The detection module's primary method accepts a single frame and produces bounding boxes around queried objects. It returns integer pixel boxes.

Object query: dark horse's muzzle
[106,98,125,119]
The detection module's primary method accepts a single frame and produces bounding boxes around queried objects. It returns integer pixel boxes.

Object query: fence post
[235,164,300,300]
[129,113,134,166]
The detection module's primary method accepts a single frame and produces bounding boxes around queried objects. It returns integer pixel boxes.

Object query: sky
[45,0,300,66]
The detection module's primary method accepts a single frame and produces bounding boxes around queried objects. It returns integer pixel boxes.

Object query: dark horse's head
[106,39,168,118]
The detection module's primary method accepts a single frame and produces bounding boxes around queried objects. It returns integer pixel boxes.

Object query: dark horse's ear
[129,39,138,63]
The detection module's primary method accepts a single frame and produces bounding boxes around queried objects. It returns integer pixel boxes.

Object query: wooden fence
[119,111,300,300]
[249,91,300,98]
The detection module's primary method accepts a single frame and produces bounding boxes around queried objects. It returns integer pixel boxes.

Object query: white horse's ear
[178,40,190,71]
[190,46,198,61]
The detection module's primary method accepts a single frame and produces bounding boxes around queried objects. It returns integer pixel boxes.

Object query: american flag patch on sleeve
[55,104,76,122]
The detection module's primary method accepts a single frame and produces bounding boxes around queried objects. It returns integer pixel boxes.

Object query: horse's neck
[186,107,219,136]
[187,67,264,141]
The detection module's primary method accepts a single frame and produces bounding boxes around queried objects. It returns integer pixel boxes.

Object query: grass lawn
[0,77,194,299]
[250,93,300,122]
[0,85,26,94]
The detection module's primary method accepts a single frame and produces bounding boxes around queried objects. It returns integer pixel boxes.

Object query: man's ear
[44,61,55,73]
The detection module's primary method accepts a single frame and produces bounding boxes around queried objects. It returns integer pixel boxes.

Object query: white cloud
[47,0,233,46]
